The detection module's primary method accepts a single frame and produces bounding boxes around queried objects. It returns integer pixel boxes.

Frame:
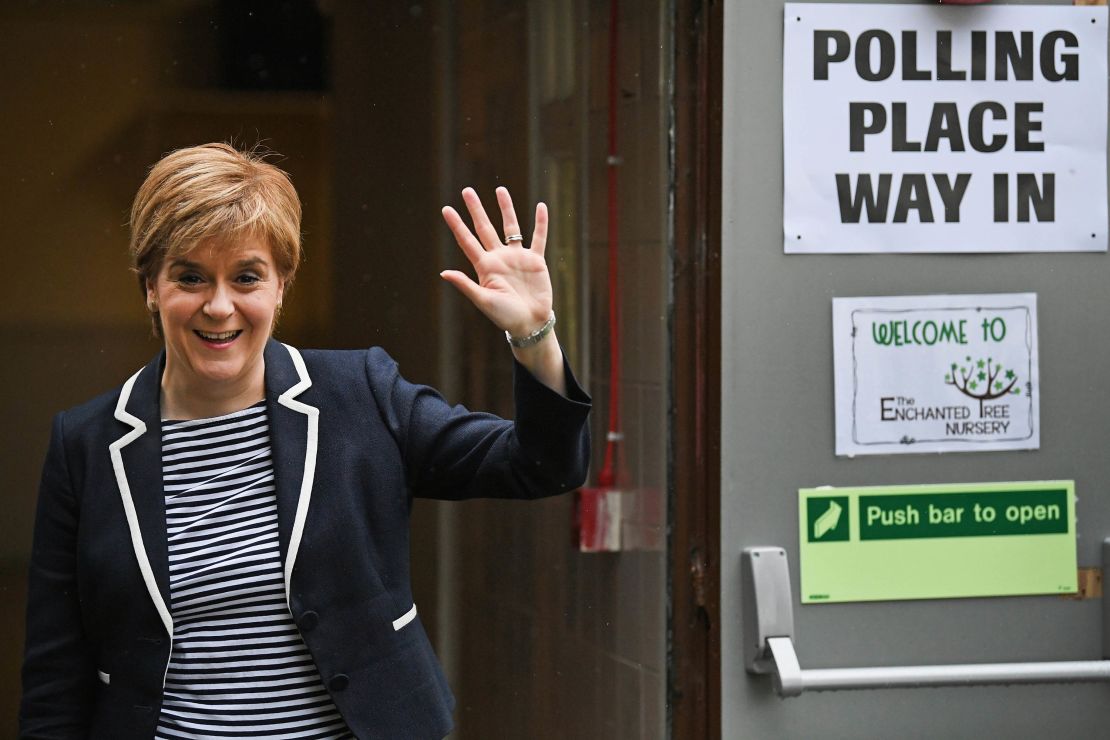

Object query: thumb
[440,270,485,307]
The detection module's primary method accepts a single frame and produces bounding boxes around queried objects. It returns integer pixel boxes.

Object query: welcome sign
[833,293,1039,456]
[783,3,1107,253]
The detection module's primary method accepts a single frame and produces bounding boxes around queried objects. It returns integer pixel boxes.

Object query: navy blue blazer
[21,339,591,739]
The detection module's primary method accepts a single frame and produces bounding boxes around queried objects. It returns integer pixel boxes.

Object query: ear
[276,277,286,306]
[145,278,157,308]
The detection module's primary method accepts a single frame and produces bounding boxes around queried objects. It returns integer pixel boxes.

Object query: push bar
[742,543,1110,698]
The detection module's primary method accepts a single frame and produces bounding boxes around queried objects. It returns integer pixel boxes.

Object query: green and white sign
[833,293,1039,456]
[799,481,1076,604]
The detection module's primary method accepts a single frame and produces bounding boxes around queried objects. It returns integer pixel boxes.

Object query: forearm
[510,330,567,397]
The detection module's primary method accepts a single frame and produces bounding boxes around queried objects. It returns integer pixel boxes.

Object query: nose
[202,282,234,320]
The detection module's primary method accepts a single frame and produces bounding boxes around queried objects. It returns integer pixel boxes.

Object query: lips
[194,329,243,344]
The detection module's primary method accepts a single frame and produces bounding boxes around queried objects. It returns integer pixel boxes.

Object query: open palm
[440,187,553,337]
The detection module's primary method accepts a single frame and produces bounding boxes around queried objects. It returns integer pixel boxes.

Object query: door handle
[742,542,1110,697]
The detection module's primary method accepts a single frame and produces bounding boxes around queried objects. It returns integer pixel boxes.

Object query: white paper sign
[833,294,1039,456]
[783,3,1107,253]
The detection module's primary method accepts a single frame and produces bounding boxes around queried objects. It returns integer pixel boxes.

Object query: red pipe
[598,0,621,490]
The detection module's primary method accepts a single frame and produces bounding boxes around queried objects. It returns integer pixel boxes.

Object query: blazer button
[298,610,320,632]
[328,674,350,692]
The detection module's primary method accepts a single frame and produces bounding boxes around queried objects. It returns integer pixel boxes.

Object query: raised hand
[440,186,566,395]
[440,187,553,338]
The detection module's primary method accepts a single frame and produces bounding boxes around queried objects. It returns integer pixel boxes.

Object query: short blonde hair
[129,143,302,335]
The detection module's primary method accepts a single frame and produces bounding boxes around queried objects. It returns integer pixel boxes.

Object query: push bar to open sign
[741,542,1110,698]
[859,488,1068,540]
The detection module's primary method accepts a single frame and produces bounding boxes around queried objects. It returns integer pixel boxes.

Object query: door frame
[669,0,723,737]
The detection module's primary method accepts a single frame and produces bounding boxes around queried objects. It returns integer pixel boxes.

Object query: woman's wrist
[510,328,567,397]
[505,311,556,348]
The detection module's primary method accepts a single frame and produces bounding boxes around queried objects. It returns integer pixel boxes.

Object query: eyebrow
[169,257,269,270]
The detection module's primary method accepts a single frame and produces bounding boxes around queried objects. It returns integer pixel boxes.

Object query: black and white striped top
[155,402,352,739]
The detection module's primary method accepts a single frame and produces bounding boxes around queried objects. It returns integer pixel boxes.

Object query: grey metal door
[720,1,1110,737]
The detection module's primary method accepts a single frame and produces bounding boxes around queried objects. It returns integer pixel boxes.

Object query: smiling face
[148,233,285,406]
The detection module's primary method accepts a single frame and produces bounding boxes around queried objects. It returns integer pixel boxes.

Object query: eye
[176,273,203,286]
[236,273,262,285]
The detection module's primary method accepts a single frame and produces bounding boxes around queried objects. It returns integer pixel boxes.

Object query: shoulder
[63,384,123,424]
[47,347,163,449]
[293,343,401,379]
[56,383,125,439]
[39,379,132,471]
[295,348,399,381]
[284,345,406,407]
[279,345,412,438]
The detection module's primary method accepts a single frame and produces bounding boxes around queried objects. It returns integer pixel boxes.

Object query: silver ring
[505,234,524,242]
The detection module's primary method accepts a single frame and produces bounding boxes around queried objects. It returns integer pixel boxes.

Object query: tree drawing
[944,356,1020,415]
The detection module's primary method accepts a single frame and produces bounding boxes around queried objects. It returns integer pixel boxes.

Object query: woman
[20,143,591,739]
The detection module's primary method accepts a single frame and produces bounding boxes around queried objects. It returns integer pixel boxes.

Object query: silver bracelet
[505,311,556,348]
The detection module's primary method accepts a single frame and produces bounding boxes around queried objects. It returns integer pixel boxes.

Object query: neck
[160,357,266,421]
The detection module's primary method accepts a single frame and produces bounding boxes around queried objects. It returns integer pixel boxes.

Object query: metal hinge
[690,548,707,607]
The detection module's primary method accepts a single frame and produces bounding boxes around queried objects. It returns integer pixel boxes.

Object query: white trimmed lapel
[109,352,173,641]
[263,341,320,613]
